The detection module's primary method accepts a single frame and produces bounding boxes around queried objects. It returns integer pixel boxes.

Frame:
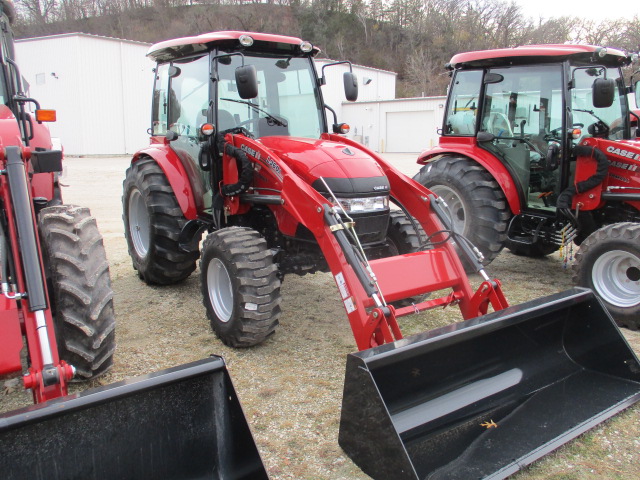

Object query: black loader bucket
[0,357,267,480]
[339,288,640,480]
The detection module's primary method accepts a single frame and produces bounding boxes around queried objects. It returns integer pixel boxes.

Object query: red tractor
[414,45,640,328]
[123,30,513,351]
[0,0,115,402]
[122,32,640,478]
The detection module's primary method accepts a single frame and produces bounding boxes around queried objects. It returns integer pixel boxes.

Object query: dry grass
[1,156,639,479]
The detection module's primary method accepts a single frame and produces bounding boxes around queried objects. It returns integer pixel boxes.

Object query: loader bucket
[0,357,267,480]
[339,288,640,480]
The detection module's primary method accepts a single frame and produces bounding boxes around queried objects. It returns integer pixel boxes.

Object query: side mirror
[635,80,640,109]
[344,72,358,102]
[235,65,258,99]
[592,77,615,108]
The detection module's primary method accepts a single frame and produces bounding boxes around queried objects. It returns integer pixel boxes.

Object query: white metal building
[16,33,154,156]
[15,33,440,156]
[342,96,446,153]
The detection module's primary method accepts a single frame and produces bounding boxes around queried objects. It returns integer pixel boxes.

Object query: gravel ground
[1,154,639,479]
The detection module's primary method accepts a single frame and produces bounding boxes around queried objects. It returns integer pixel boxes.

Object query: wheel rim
[128,189,151,257]
[591,249,640,308]
[207,258,234,322]
[430,185,466,234]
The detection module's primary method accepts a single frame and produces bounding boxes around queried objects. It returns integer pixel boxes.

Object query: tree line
[13,0,640,97]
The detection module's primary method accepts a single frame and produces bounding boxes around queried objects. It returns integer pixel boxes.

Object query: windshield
[216,54,323,138]
[570,66,627,141]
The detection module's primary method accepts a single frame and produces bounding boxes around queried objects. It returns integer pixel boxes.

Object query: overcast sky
[514,0,640,22]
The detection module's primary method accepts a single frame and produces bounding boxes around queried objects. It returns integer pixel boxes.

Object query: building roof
[16,32,150,47]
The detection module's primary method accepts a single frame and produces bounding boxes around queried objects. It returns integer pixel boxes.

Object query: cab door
[165,54,213,211]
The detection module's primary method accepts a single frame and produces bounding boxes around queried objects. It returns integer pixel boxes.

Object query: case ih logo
[606,146,640,170]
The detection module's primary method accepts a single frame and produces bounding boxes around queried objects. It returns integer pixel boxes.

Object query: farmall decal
[606,146,640,171]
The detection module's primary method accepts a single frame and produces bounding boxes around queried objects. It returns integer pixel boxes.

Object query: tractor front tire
[123,157,199,285]
[413,156,509,265]
[201,227,281,347]
[39,205,116,380]
[573,223,640,329]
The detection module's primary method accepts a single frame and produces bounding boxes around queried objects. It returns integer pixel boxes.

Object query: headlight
[334,196,389,213]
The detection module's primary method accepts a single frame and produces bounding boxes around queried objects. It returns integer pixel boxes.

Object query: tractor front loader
[0,0,115,403]
[116,31,640,478]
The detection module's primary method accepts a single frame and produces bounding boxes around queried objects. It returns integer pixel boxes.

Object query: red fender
[132,139,200,220]
[417,137,522,215]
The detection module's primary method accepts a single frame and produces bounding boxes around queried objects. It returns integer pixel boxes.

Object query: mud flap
[0,357,267,480]
[339,288,640,480]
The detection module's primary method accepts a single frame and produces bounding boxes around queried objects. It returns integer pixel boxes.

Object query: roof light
[239,35,254,47]
[300,41,313,53]
[597,47,608,58]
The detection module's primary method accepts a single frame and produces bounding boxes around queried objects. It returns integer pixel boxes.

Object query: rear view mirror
[344,72,358,102]
[235,65,258,99]
[635,80,640,109]
[592,78,615,108]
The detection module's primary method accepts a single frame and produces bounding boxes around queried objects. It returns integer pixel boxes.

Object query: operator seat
[217,109,236,131]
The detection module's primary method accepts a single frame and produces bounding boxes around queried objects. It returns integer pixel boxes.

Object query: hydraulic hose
[221,143,253,196]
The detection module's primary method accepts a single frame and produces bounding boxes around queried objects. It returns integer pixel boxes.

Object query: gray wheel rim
[128,189,150,257]
[207,258,233,322]
[430,185,466,234]
[591,249,640,308]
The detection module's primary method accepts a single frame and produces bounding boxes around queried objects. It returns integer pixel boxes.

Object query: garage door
[386,110,435,153]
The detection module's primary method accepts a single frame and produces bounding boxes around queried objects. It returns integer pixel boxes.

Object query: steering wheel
[488,112,513,137]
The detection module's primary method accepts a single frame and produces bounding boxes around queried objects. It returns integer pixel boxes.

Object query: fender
[132,139,199,220]
[417,137,523,215]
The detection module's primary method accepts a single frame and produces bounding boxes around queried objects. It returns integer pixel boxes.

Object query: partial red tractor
[414,45,640,327]
[0,0,115,402]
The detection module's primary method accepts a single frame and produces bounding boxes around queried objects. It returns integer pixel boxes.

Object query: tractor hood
[258,136,390,196]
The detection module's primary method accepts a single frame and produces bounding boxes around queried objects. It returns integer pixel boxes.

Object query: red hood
[258,136,387,185]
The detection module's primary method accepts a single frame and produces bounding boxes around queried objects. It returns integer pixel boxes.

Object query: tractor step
[0,357,267,480]
[339,288,640,479]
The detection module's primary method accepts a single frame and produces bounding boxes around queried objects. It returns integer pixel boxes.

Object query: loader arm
[225,134,508,350]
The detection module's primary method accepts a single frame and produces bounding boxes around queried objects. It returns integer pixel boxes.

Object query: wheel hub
[591,250,640,308]
[207,258,233,322]
[128,189,151,257]
[429,185,466,234]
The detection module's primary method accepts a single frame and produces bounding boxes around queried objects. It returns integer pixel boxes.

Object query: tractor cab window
[479,65,564,212]
[443,70,482,135]
[151,64,169,135]
[216,53,322,138]
[167,55,210,139]
[570,66,627,141]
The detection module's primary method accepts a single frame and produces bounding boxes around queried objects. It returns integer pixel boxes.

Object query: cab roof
[148,30,320,63]
[448,44,631,69]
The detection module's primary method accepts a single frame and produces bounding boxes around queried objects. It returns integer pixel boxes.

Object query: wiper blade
[220,98,288,127]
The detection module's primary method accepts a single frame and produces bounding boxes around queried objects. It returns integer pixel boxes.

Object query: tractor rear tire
[123,157,199,285]
[413,156,509,265]
[38,205,116,380]
[573,222,640,329]
[201,227,281,347]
